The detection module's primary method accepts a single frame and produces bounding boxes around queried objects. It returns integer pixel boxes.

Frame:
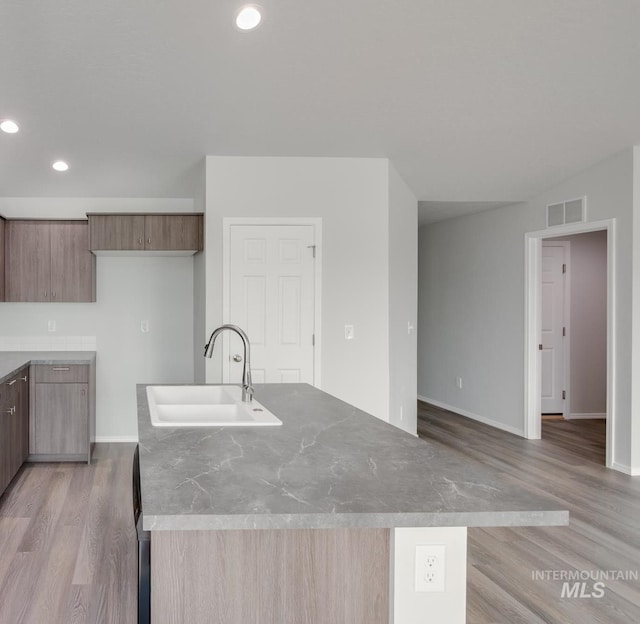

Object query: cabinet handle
[139,238,143,245]
[52,292,56,298]
[52,367,70,371]
[7,379,16,386]
[147,237,151,244]
[44,291,48,298]
[21,376,27,382]
[5,406,15,414]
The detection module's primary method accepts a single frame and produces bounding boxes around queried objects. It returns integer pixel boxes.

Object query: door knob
[232,354,242,363]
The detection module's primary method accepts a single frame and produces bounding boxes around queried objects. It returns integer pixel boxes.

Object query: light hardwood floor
[0,443,137,624]
[418,401,640,624]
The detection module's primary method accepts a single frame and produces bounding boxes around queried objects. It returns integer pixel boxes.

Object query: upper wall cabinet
[88,213,203,255]
[5,220,96,303]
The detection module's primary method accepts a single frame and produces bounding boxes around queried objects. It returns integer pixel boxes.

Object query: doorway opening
[524,219,615,467]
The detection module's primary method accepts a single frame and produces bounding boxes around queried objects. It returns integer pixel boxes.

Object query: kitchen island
[137,383,568,624]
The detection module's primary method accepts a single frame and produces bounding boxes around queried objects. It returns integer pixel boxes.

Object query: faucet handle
[232,354,243,363]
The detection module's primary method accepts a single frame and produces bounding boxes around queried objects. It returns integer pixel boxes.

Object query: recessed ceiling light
[0,120,19,134]
[52,160,69,172]
[236,5,262,31]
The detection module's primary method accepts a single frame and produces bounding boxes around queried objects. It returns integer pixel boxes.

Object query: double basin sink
[146,385,282,427]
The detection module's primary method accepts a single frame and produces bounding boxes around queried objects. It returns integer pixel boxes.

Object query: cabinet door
[144,215,201,251]
[34,383,88,455]
[0,385,10,493]
[89,214,145,250]
[50,222,96,302]
[18,371,29,467]
[1,376,21,487]
[5,221,51,302]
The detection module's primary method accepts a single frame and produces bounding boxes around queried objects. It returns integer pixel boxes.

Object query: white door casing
[223,219,321,386]
[541,242,568,414]
[524,219,615,469]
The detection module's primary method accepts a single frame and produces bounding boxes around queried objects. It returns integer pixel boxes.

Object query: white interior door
[541,242,567,414]
[225,224,316,384]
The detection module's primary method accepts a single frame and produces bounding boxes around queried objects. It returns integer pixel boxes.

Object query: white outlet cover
[415,544,446,592]
[344,324,355,340]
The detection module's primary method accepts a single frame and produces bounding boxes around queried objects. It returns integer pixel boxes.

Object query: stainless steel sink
[146,385,282,427]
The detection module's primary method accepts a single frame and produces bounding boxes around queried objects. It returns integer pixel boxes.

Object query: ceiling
[2,0,640,210]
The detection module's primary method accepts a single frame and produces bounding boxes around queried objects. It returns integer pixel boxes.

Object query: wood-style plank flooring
[418,401,640,624]
[0,444,137,624]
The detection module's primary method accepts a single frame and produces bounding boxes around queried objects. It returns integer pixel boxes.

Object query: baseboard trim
[418,395,524,437]
[565,413,606,420]
[611,461,640,476]
[95,436,139,443]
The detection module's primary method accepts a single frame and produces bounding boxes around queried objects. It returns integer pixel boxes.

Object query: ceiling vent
[546,196,586,228]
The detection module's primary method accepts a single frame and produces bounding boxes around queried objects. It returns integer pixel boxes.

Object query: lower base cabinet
[0,367,29,496]
[29,364,95,464]
[34,383,88,455]
[0,360,94,498]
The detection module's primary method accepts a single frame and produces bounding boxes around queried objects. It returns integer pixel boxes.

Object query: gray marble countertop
[137,383,569,531]
[0,351,96,384]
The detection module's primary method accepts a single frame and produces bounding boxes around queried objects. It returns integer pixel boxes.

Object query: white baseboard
[418,395,524,437]
[95,436,139,443]
[611,461,640,476]
[565,413,606,420]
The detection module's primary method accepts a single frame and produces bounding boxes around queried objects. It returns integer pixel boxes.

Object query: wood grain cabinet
[30,364,95,463]
[88,213,203,253]
[5,220,96,302]
[0,367,29,496]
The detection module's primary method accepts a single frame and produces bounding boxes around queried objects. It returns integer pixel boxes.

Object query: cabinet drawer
[33,364,89,383]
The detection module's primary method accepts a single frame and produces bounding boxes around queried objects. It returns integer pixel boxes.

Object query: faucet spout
[204,324,254,402]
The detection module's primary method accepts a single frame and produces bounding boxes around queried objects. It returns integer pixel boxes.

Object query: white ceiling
[2,0,640,204]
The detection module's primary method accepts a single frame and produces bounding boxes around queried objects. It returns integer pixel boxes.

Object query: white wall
[633,146,640,472]
[418,201,535,434]
[388,164,418,434]
[205,156,392,421]
[418,148,638,470]
[546,232,607,417]
[531,149,634,470]
[192,162,207,383]
[0,197,196,440]
[0,197,194,217]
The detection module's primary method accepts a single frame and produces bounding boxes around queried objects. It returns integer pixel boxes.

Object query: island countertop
[137,383,569,531]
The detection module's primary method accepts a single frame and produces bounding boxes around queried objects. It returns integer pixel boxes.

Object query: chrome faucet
[204,324,254,403]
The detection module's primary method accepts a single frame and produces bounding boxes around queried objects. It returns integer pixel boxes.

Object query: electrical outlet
[47,320,56,333]
[141,320,150,333]
[415,544,446,592]
[344,324,355,340]
[455,377,463,390]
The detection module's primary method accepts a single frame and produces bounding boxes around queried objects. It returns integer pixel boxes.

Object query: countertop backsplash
[0,336,97,351]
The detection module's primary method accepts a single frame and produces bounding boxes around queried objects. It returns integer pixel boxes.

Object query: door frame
[222,217,323,387]
[540,240,571,419]
[524,219,615,467]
